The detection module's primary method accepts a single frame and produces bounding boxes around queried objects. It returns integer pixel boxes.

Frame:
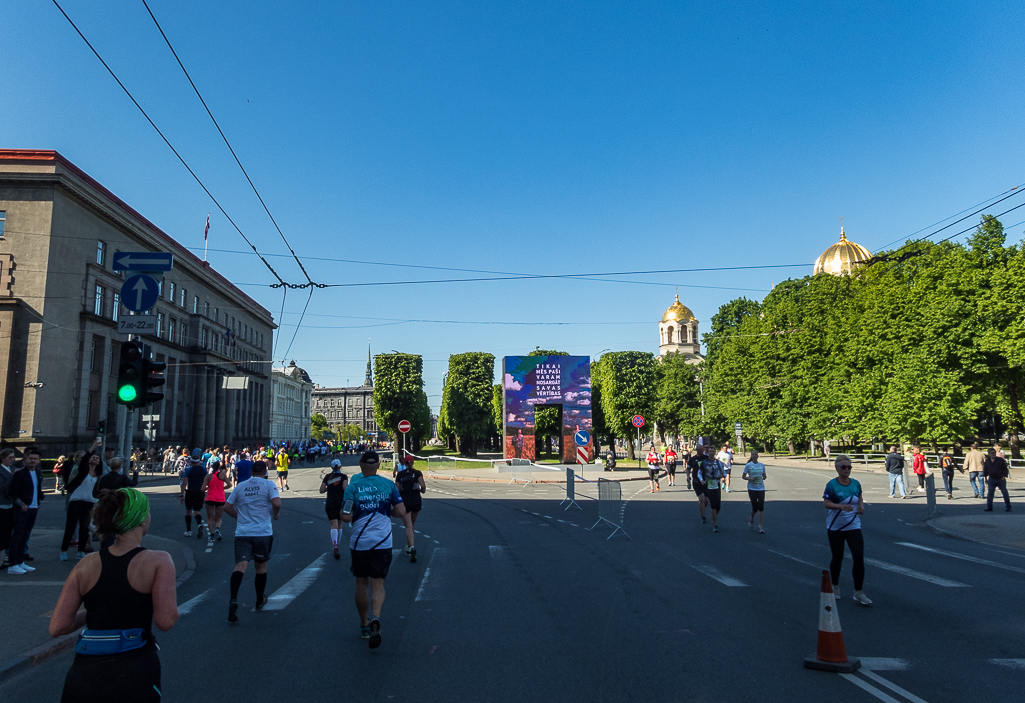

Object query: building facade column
[191,367,208,449]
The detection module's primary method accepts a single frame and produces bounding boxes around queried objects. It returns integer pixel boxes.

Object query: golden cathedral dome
[814,227,872,276]
[661,294,695,323]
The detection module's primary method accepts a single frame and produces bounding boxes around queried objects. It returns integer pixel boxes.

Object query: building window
[157,313,164,338]
[168,281,175,303]
[0,210,6,238]
[180,323,187,346]
[94,285,104,316]
[112,293,120,322]
[96,241,106,266]
[204,302,209,317]
[90,339,97,372]
[201,327,208,349]
[168,318,176,344]
[213,307,218,322]
[193,296,199,314]
[180,288,186,308]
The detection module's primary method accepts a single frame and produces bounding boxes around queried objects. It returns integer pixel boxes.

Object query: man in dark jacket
[885,446,907,499]
[983,448,1011,512]
[6,447,44,575]
[93,457,138,498]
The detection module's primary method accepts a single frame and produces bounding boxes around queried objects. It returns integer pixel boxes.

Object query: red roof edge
[0,149,274,322]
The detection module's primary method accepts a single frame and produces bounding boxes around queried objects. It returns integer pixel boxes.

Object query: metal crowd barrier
[560,467,581,511]
[590,478,629,540]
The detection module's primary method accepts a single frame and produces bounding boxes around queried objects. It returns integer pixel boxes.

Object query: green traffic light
[118,384,138,403]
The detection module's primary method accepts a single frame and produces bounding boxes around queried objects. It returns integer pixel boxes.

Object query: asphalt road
[3,458,1022,702]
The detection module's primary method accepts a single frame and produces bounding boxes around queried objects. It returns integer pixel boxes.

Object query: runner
[341,450,407,649]
[393,456,425,562]
[645,446,662,493]
[202,458,230,543]
[697,452,726,532]
[664,446,678,486]
[823,455,871,605]
[275,447,290,491]
[178,449,207,539]
[320,459,349,560]
[742,450,767,533]
[224,461,281,623]
[687,446,709,523]
[716,444,734,492]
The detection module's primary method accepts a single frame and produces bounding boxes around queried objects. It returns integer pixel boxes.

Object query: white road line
[415,547,450,602]
[862,557,969,587]
[178,587,214,615]
[990,659,1025,670]
[691,564,748,587]
[765,548,822,569]
[860,669,931,703]
[895,542,1025,575]
[262,553,327,611]
[860,658,910,671]
[839,673,902,703]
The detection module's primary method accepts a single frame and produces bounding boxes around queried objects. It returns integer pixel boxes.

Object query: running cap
[360,450,380,465]
[403,455,415,465]
[330,459,342,469]
[191,448,202,460]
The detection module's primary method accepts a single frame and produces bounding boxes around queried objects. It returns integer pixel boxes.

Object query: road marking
[895,542,1025,575]
[860,669,930,703]
[765,548,821,569]
[262,553,327,611]
[860,658,910,671]
[990,659,1025,670]
[839,673,902,703]
[861,557,968,587]
[178,587,214,615]
[415,547,450,601]
[691,564,747,587]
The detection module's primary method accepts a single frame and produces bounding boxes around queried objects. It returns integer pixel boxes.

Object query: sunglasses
[838,465,852,470]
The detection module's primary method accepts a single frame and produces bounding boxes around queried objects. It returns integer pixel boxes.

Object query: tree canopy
[438,352,495,456]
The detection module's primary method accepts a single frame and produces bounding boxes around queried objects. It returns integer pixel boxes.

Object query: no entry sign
[631,415,645,428]
[398,420,411,434]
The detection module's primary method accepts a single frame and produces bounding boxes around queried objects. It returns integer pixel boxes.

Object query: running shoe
[368,617,381,649]
[700,516,707,524]
[360,625,371,640]
[650,489,654,493]
[196,524,204,539]
[853,591,873,606]
[758,526,765,534]
[255,593,269,610]
[409,547,417,563]
[333,547,340,560]
[77,552,87,560]
[184,530,192,537]
[228,600,239,623]
[215,529,223,542]
[20,563,36,572]
[6,564,27,575]
[60,551,68,562]
[712,525,719,533]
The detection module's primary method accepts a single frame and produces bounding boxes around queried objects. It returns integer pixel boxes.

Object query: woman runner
[823,455,872,606]
[394,456,425,562]
[320,460,349,559]
[50,488,178,702]
[202,459,230,542]
[742,450,767,533]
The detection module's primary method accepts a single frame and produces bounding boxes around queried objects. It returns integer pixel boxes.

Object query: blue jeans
[987,479,1010,509]
[970,472,985,497]
[941,469,955,494]
[888,472,906,497]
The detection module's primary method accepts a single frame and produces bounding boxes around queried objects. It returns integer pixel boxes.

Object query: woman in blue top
[822,455,872,606]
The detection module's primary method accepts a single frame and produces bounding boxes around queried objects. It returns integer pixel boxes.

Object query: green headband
[114,488,149,534]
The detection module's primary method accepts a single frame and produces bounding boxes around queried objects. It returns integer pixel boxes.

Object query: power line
[49,0,291,291]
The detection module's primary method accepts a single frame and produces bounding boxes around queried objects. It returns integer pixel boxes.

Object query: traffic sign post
[121,274,160,313]
[574,430,590,447]
[398,419,411,461]
[632,415,644,458]
[113,251,173,272]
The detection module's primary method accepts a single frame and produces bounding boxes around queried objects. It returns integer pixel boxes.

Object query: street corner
[926,511,1025,550]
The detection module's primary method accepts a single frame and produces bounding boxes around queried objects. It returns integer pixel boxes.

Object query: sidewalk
[0,520,192,683]
[927,510,1025,550]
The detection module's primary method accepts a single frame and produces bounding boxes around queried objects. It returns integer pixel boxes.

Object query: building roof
[0,149,274,321]
[661,294,696,323]
[813,227,872,276]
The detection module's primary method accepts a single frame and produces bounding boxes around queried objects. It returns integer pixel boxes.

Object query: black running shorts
[234,535,273,564]
[400,491,422,513]
[666,462,677,476]
[325,504,342,521]
[350,548,392,579]
[705,488,722,511]
[748,490,765,511]
[647,467,660,481]
[276,470,288,478]
[184,491,205,511]
[693,481,705,497]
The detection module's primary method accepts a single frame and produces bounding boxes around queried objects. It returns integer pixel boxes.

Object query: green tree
[492,383,504,449]
[655,352,702,442]
[334,423,363,443]
[310,413,327,441]
[373,353,428,449]
[593,351,659,459]
[438,352,495,457]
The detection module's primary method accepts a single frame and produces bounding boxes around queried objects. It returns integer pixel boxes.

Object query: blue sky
[4,1,1024,412]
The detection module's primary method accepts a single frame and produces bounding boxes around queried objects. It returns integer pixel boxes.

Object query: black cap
[360,450,379,465]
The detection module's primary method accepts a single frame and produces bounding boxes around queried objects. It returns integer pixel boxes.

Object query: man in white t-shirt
[716,445,734,492]
[224,460,281,623]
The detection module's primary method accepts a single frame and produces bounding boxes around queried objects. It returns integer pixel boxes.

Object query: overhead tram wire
[50,0,291,292]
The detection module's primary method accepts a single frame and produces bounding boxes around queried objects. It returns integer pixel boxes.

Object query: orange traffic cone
[804,570,861,673]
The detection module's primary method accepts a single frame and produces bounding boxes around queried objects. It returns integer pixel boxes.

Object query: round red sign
[631,415,645,428]
[398,420,411,433]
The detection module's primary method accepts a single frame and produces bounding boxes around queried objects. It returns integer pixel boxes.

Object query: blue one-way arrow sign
[113,251,173,272]
[121,274,160,313]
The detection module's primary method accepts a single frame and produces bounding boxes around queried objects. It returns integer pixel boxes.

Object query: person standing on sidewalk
[224,460,281,622]
[884,446,907,499]
[50,487,178,702]
[940,450,957,500]
[963,443,986,498]
[823,455,871,606]
[0,448,16,569]
[342,450,407,649]
[60,441,103,561]
[742,451,767,533]
[911,446,927,493]
[983,448,1012,512]
[6,447,44,575]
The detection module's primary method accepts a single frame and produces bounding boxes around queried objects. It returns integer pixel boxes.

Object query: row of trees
[702,215,1025,457]
[373,353,432,451]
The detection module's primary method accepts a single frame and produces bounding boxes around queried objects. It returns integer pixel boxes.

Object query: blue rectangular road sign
[113,251,173,272]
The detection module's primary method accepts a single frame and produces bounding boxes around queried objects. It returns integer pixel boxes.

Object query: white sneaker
[853,591,873,606]
[7,564,27,575]
[184,531,192,537]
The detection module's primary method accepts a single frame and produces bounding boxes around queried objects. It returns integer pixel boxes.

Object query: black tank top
[83,547,154,635]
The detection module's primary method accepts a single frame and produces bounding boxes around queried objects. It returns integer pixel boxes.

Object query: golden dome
[814,227,871,276]
[661,294,695,323]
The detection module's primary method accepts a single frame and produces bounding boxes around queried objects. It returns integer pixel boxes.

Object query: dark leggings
[917,473,925,488]
[61,501,94,552]
[61,647,161,702]
[827,529,865,591]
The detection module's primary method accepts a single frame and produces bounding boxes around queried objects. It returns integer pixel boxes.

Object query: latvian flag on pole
[204,214,210,240]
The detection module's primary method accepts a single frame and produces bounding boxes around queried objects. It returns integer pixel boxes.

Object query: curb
[0,630,79,685]
[425,472,650,484]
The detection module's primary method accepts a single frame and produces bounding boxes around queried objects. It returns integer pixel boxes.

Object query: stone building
[658,294,702,363]
[0,149,275,454]
[270,360,313,443]
[311,349,380,438]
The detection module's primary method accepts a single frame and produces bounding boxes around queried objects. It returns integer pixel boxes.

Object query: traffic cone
[804,570,861,673]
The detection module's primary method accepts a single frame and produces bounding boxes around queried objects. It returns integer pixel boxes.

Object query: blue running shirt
[343,474,402,550]
[823,478,862,531]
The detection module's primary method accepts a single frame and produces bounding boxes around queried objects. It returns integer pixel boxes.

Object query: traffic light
[143,353,166,406]
[116,342,144,407]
